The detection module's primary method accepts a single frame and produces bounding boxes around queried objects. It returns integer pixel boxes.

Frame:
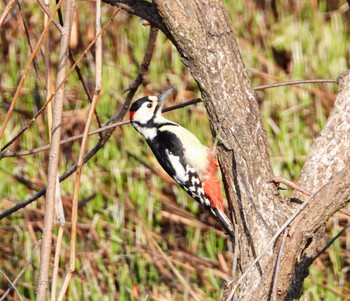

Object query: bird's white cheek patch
[133,124,157,140]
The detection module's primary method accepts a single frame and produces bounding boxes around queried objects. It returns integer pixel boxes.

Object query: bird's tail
[213,208,235,240]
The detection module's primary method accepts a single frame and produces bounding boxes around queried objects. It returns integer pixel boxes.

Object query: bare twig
[272,230,288,301]
[68,49,104,133]
[271,176,312,196]
[162,98,201,113]
[0,240,41,301]
[0,271,23,301]
[313,223,350,259]
[254,79,337,91]
[0,120,129,159]
[122,27,158,93]
[108,26,159,124]
[36,0,76,299]
[0,0,18,27]
[37,0,64,32]
[18,2,43,88]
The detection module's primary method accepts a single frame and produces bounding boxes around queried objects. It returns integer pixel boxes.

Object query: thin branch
[36,0,76,298]
[0,0,18,27]
[0,240,41,301]
[313,223,350,260]
[122,27,159,93]
[37,0,64,32]
[254,79,337,91]
[18,2,43,89]
[0,120,129,159]
[68,49,104,133]
[108,26,159,124]
[272,230,288,301]
[162,98,201,113]
[0,269,24,301]
[271,176,312,196]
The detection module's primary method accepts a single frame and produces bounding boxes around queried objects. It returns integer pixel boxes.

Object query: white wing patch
[165,149,189,183]
[159,124,210,177]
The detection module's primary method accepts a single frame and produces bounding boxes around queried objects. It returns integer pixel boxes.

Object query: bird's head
[129,88,174,125]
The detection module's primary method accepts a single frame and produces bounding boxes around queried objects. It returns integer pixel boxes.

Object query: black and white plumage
[129,88,234,239]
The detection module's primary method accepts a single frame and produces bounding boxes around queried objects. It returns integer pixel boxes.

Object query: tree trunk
[151,0,292,297]
[104,1,350,299]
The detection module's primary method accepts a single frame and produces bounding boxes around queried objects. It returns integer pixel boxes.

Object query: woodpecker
[129,88,234,239]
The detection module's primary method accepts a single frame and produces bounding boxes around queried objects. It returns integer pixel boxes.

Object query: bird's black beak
[157,87,175,107]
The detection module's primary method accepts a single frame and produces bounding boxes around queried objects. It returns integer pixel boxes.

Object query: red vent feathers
[202,153,224,211]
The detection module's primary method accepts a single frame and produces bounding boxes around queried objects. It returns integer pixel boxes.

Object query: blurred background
[0,0,349,300]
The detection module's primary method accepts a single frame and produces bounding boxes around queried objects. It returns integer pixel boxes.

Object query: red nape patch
[129,111,135,120]
[203,153,224,211]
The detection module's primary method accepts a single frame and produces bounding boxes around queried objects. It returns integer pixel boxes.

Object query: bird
[129,88,234,239]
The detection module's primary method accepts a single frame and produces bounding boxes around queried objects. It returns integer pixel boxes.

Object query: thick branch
[255,165,350,301]
[103,0,172,39]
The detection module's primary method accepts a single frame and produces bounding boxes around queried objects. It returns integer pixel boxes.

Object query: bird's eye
[147,103,152,108]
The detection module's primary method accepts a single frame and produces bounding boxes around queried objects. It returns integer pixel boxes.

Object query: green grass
[0,0,349,300]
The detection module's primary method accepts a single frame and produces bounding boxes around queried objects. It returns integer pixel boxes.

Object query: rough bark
[103,1,350,300]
